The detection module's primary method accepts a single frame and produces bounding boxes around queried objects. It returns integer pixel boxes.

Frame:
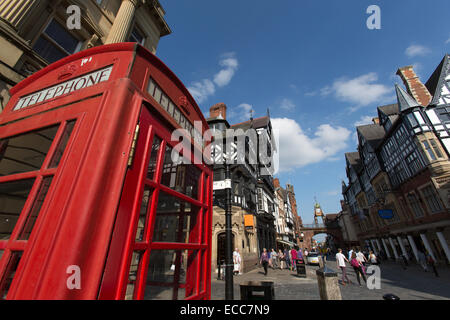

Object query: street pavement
[211,257,450,300]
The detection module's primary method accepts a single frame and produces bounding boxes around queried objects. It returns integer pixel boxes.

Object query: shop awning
[277,239,295,247]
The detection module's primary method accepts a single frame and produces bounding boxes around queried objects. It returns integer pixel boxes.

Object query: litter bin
[296,259,307,278]
[240,281,275,300]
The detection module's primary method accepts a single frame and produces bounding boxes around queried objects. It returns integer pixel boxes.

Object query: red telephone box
[0,43,212,300]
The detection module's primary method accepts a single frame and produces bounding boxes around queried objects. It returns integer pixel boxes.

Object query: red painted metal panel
[0,43,212,300]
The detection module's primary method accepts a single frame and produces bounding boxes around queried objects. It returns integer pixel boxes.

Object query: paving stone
[211,259,450,300]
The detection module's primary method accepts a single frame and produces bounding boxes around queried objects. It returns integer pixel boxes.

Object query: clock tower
[314,201,324,225]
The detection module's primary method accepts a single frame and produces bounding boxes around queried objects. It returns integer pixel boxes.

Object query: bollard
[316,266,342,300]
[318,256,324,268]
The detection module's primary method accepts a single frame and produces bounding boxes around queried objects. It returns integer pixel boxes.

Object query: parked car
[307,252,320,265]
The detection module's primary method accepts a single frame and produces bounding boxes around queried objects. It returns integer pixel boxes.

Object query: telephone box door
[100,104,211,300]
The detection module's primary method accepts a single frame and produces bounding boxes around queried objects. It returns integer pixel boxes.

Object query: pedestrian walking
[426,252,439,277]
[290,247,298,271]
[270,249,278,269]
[278,249,285,269]
[336,248,351,285]
[284,249,291,270]
[400,253,408,270]
[260,248,270,276]
[356,248,367,275]
[417,250,428,272]
[297,247,304,264]
[351,252,367,287]
[368,251,378,265]
[348,248,354,261]
[233,248,242,275]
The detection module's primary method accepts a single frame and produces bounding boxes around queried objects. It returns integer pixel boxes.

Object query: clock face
[316,208,321,213]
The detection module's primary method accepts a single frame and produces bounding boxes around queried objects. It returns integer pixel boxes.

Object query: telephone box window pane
[18,176,54,240]
[135,187,153,242]
[0,250,3,260]
[154,87,162,104]
[173,108,180,123]
[0,251,23,300]
[161,146,201,199]
[49,120,76,168]
[0,125,59,176]
[147,136,162,180]
[125,251,143,300]
[152,192,199,243]
[0,179,36,240]
[147,79,156,96]
[144,250,198,300]
[167,102,174,117]
[179,115,186,131]
[160,94,169,111]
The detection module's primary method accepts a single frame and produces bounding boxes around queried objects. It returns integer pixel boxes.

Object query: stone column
[381,238,391,259]
[420,233,437,262]
[397,236,409,260]
[0,0,38,30]
[388,238,399,259]
[436,231,450,264]
[105,0,139,44]
[407,235,419,262]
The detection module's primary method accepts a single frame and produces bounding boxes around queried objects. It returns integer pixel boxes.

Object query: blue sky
[156,0,450,224]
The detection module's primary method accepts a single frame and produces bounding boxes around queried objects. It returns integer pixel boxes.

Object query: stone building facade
[0,0,171,110]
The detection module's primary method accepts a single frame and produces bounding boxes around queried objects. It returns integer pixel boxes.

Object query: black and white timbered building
[207,103,277,273]
[342,56,450,265]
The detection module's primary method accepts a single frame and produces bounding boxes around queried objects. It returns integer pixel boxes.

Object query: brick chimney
[372,117,380,125]
[273,178,281,189]
[209,103,227,119]
[396,66,432,106]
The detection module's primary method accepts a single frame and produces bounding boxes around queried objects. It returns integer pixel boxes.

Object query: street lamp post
[224,163,233,300]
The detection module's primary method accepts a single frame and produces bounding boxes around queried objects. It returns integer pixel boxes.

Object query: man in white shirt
[336,248,351,285]
[356,249,367,264]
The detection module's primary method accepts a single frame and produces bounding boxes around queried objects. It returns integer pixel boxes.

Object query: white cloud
[325,190,340,196]
[279,98,296,111]
[305,90,318,97]
[188,79,215,103]
[405,44,431,57]
[228,103,253,122]
[354,115,374,127]
[321,72,393,111]
[446,38,450,44]
[188,52,238,104]
[271,118,351,172]
[214,53,239,87]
